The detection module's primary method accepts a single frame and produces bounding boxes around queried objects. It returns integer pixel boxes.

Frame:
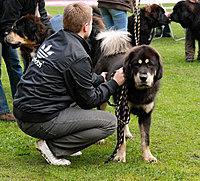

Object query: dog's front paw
[113,155,126,163]
[125,132,134,139]
[143,155,157,163]
[95,139,105,145]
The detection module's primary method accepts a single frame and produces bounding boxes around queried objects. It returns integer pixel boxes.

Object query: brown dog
[128,4,169,46]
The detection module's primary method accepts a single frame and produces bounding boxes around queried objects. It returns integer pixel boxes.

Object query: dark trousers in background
[185,28,200,61]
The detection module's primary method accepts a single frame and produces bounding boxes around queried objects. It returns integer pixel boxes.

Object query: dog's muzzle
[4,35,21,48]
[139,74,148,83]
[134,73,154,89]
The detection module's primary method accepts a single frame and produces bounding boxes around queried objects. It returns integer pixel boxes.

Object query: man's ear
[83,23,89,32]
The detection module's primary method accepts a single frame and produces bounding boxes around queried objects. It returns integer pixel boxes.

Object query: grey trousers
[17,106,117,157]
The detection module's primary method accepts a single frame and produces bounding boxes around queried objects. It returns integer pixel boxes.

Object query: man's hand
[113,67,126,86]
[101,72,108,82]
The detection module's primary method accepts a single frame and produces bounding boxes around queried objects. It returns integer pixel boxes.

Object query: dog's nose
[140,74,147,82]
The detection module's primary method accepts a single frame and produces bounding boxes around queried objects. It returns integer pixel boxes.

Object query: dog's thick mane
[96,30,132,57]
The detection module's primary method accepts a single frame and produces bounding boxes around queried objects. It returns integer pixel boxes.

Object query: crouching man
[13,2,126,166]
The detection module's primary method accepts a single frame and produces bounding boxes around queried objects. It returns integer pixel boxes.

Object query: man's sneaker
[70,151,82,157]
[34,140,71,166]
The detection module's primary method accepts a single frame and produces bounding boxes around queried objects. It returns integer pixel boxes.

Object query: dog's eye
[133,62,141,67]
[13,27,24,38]
[149,62,154,65]
[147,61,155,67]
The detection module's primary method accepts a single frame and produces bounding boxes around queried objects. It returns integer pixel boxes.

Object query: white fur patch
[128,101,154,114]
[145,59,149,64]
[96,30,132,56]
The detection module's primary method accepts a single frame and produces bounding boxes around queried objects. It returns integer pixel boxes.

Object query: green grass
[0,5,200,181]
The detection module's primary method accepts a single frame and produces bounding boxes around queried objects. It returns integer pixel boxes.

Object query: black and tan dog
[5,14,50,72]
[94,31,163,163]
[170,0,200,41]
[128,4,169,46]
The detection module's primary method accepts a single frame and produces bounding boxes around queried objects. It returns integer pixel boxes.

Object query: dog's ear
[29,25,38,41]
[155,51,163,81]
[142,5,156,25]
[123,51,135,77]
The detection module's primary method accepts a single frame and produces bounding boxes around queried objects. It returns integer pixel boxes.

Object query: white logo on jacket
[32,44,54,68]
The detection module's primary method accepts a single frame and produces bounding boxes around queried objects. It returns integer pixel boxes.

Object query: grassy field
[0,5,200,181]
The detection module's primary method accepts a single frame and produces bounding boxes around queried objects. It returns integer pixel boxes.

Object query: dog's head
[170,1,196,28]
[5,14,47,47]
[87,8,106,65]
[123,45,163,89]
[141,4,169,27]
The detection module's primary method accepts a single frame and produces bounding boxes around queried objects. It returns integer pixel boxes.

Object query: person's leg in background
[0,42,10,120]
[109,8,128,31]
[99,7,114,30]
[3,45,23,97]
[185,28,195,62]
[0,43,22,121]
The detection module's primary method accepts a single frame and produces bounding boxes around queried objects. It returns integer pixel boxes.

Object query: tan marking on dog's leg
[113,134,126,162]
[139,124,157,163]
[99,102,107,111]
[124,124,133,139]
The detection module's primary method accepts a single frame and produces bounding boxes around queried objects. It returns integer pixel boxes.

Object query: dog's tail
[96,30,132,57]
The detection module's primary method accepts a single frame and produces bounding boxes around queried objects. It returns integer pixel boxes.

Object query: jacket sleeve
[1,0,23,36]
[91,72,104,87]
[63,57,119,109]
[39,0,55,35]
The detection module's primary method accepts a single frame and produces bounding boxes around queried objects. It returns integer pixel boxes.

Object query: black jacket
[13,30,119,123]
[0,0,53,42]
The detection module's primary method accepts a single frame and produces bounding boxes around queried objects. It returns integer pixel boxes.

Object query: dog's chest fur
[126,80,160,115]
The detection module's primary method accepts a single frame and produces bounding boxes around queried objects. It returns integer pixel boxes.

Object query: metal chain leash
[105,83,130,163]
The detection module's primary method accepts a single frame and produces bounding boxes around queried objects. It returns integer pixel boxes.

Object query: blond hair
[63,2,92,33]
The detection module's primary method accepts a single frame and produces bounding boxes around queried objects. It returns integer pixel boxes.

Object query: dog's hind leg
[139,114,157,163]
[113,134,126,162]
